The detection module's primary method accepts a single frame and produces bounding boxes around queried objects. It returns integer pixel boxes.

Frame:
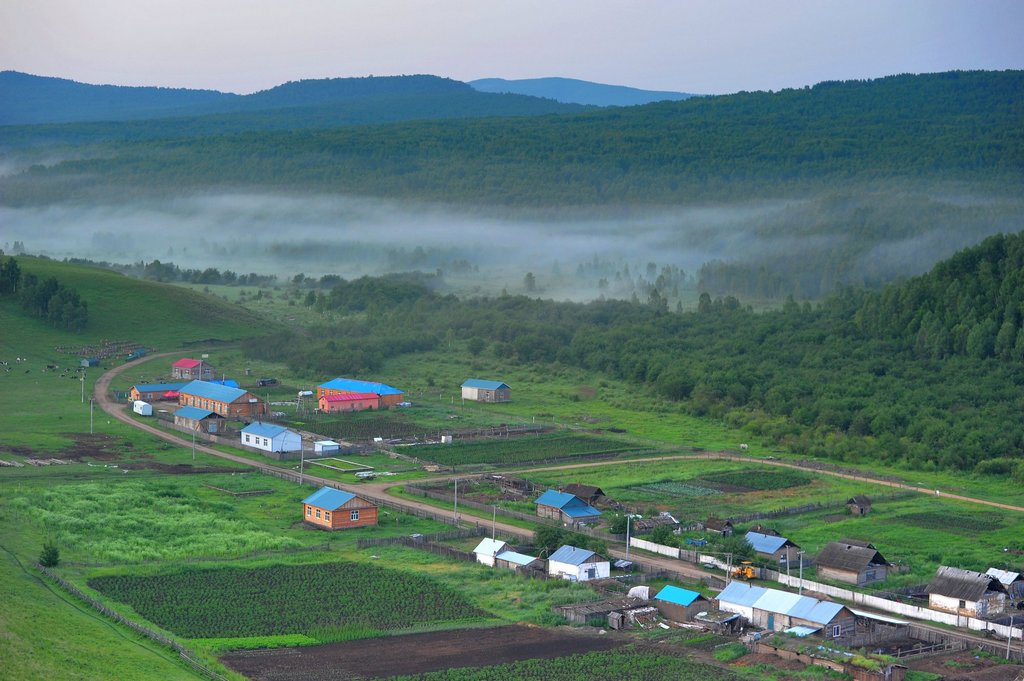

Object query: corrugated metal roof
[926,565,1005,601]
[462,379,510,390]
[717,582,768,607]
[746,531,792,554]
[746,586,846,625]
[133,382,189,392]
[319,378,403,395]
[303,486,356,510]
[849,608,910,625]
[205,379,239,388]
[173,358,202,368]
[473,538,508,556]
[321,392,380,402]
[174,406,217,420]
[549,545,598,566]
[654,585,704,607]
[816,541,889,572]
[986,568,1022,586]
[495,550,538,566]
[785,625,820,637]
[180,380,248,403]
[535,489,575,508]
[241,422,293,438]
[534,490,601,518]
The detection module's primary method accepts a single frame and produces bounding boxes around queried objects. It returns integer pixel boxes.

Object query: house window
[263,438,268,446]
[324,512,330,521]
[832,625,841,638]
[316,509,321,519]
[350,510,360,521]
[244,434,250,443]
[958,599,966,609]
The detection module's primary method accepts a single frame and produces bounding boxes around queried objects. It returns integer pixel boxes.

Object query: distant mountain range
[470,77,696,106]
[0,71,591,127]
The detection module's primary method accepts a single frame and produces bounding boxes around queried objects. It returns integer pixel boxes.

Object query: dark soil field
[221,625,629,681]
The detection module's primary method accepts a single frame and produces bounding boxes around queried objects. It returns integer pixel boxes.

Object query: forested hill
[4,70,1019,205]
[0,72,587,128]
[469,77,695,106]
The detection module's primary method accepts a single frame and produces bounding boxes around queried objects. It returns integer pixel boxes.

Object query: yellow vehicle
[732,561,756,581]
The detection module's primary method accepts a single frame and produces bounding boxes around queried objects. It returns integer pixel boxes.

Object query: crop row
[386,649,741,681]
[694,468,813,491]
[632,481,721,497]
[414,434,644,467]
[88,561,488,639]
[896,510,1004,534]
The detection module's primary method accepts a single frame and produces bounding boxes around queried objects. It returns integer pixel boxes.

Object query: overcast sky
[2,0,1022,95]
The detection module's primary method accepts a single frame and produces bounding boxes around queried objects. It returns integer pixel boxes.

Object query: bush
[712,643,748,662]
[39,541,60,567]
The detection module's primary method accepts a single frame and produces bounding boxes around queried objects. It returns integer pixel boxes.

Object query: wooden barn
[171,358,214,380]
[561,483,605,505]
[317,378,404,408]
[632,514,680,534]
[178,380,267,420]
[986,568,1024,600]
[302,487,378,530]
[926,566,1007,617]
[846,495,872,516]
[494,550,544,573]
[704,517,734,536]
[461,379,511,403]
[534,489,602,526]
[815,539,891,586]
[318,392,380,413]
[745,531,802,566]
[653,585,710,623]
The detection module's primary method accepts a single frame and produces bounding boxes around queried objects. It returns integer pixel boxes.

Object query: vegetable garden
[88,561,490,639]
[409,433,648,467]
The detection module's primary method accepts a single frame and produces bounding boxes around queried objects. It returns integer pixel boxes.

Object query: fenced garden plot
[631,481,721,498]
[408,432,647,468]
[306,457,374,473]
[895,510,1005,534]
[88,561,491,640]
[692,468,813,492]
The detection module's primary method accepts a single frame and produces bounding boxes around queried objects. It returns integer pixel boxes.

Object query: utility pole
[1008,614,1015,660]
[300,448,305,485]
[192,429,196,461]
[625,515,631,560]
[492,505,496,539]
[798,551,805,594]
[453,479,459,524]
[89,399,94,434]
[81,375,85,403]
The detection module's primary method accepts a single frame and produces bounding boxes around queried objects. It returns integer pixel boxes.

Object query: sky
[1,0,1022,95]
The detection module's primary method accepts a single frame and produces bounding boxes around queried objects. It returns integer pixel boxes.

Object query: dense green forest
[244,232,1024,475]
[0,256,89,330]
[3,70,1019,206]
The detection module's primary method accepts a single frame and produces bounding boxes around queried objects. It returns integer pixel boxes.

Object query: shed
[816,540,891,586]
[986,568,1024,600]
[561,484,605,505]
[548,545,610,581]
[241,422,301,453]
[653,584,709,622]
[846,495,872,516]
[746,531,801,565]
[704,517,734,536]
[173,406,224,433]
[302,486,378,530]
[632,514,680,534]
[926,566,1006,617]
[461,379,511,403]
[314,440,340,454]
[318,392,380,413]
[473,538,510,567]
[535,489,602,526]
[494,550,544,572]
[718,582,855,641]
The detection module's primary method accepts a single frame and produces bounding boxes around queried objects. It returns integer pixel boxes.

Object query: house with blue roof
[179,380,266,420]
[241,422,302,454]
[717,582,856,641]
[461,379,511,403]
[494,550,544,572]
[535,489,602,526]
[548,545,609,581]
[302,486,378,530]
[130,382,189,402]
[317,378,404,408]
[745,531,802,565]
[653,584,710,622]
[173,406,224,433]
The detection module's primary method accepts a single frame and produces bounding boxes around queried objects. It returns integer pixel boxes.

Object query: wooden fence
[35,564,228,681]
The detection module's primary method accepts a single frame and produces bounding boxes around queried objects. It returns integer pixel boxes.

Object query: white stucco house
[547,545,609,582]
[240,422,302,453]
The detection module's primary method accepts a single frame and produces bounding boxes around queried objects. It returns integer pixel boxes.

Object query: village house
[632,513,680,535]
[704,517,735,536]
[171,358,214,381]
[846,495,872,516]
[317,378,404,408]
[318,392,380,413]
[815,539,892,586]
[472,538,510,567]
[302,486,378,530]
[717,582,857,642]
[173,406,224,433]
[461,379,511,403]
[130,382,188,402]
[547,545,609,581]
[178,380,267,420]
[534,489,602,526]
[652,585,711,623]
[926,566,1007,617]
[745,531,802,566]
[240,422,302,454]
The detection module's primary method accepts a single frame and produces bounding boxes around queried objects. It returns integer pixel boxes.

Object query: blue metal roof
[473,538,509,556]
[180,380,248,403]
[462,379,510,390]
[174,406,218,420]
[303,486,356,511]
[319,378,402,395]
[241,422,293,438]
[746,586,847,626]
[745,531,792,554]
[717,581,769,607]
[133,382,188,393]
[654,584,704,607]
[205,379,240,388]
[534,490,602,518]
[785,625,820,637]
[549,545,598,566]
[495,550,539,566]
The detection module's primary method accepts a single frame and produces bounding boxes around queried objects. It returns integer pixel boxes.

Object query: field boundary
[35,564,229,681]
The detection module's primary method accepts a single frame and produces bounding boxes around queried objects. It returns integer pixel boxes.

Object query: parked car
[257,377,277,387]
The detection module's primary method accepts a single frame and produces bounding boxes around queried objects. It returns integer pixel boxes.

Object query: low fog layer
[2,191,1020,302]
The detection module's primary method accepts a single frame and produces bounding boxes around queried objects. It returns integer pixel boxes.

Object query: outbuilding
[130,382,188,402]
[745,531,802,566]
[80,357,100,368]
[816,539,891,586]
[494,550,544,573]
[241,423,302,453]
[173,406,224,433]
[171,358,214,380]
[986,568,1024,600]
[547,545,609,581]
[132,400,153,416]
[653,585,710,622]
[926,566,1006,617]
[472,538,510,566]
[314,440,340,454]
[846,495,872,516]
[461,379,511,403]
[318,392,380,413]
[717,582,856,642]
[302,487,378,530]
[535,489,602,526]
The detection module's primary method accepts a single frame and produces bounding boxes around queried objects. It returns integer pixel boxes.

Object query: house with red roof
[318,392,380,413]
[171,358,214,380]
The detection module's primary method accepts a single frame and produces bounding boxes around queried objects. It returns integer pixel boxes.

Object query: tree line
[0,257,89,331]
